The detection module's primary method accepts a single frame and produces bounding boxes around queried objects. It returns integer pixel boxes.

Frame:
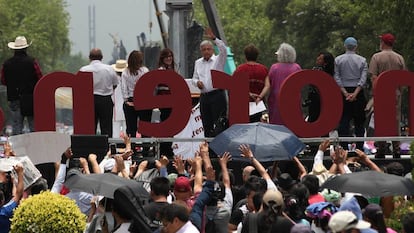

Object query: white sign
[0,156,42,189]
[173,103,204,159]
[8,131,71,165]
[249,100,266,116]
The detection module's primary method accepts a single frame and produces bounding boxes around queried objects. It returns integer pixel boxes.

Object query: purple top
[267,62,301,125]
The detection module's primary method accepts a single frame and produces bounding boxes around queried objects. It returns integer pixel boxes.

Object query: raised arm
[199,141,212,171]
[12,164,24,203]
[219,152,232,189]
[293,156,307,179]
[239,144,270,180]
[188,153,203,194]
[355,149,381,172]
[88,153,101,173]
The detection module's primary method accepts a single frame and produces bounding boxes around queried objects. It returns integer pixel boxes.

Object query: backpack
[248,213,258,233]
[113,184,153,233]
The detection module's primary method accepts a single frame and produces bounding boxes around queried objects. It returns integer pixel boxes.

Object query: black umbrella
[321,170,414,197]
[209,122,305,162]
[64,170,149,199]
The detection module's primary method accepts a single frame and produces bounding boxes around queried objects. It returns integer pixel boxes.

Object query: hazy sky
[66,0,166,63]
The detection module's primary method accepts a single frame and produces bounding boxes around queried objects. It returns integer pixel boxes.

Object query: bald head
[242,166,256,182]
[89,48,103,61]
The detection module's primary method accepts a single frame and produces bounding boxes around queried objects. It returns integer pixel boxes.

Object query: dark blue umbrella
[209,122,305,162]
[321,170,414,197]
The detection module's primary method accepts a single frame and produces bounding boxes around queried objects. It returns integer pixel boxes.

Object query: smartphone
[329,145,335,155]
[131,142,136,154]
[110,143,117,155]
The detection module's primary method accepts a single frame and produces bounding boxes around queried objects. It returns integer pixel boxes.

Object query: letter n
[374,70,414,136]
[34,72,95,134]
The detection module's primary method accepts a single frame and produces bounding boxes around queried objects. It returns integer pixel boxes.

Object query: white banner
[172,103,204,159]
[8,131,71,165]
[0,156,42,189]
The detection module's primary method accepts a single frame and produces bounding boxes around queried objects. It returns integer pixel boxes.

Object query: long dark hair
[319,52,335,76]
[158,48,175,70]
[127,50,144,76]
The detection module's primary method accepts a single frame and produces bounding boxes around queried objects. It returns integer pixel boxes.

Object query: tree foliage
[193,0,276,67]
[0,0,71,74]
[194,0,414,71]
[265,0,414,70]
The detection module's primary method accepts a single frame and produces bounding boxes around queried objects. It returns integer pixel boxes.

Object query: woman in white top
[121,50,152,139]
[156,48,177,157]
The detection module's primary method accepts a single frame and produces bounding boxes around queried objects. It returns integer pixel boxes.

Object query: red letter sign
[279,70,343,137]
[374,70,414,136]
[212,70,249,125]
[34,72,95,134]
[134,70,192,137]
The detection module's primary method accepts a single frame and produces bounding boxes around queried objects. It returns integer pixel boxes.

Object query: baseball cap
[363,203,383,220]
[379,33,395,46]
[344,37,358,47]
[290,223,312,233]
[329,211,371,233]
[262,189,284,207]
[174,176,192,192]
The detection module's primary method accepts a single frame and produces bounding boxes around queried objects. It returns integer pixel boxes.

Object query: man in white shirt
[192,28,228,137]
[160,203,199,233]
[80,48,119,137]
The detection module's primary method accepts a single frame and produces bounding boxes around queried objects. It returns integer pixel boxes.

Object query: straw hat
[112,59,127,72]
[8,36,31,49]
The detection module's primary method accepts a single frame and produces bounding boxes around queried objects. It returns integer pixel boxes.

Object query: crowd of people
[1,137,414,233]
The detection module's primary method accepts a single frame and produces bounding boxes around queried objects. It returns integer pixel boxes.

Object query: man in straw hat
[111,59,127,138]
[80,48,119,137]
[1,36,43,135]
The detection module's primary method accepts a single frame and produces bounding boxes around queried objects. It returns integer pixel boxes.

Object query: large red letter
[34,72,95,134]
[134,70,192,137]
[374,70,414,136]
[279,70,343,137]
[212,70,249,125]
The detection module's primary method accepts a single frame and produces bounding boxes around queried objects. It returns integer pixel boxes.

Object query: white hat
[101,158,116,172]
[262,189,284,207]
[8,36,31,49]
[111,59,127,72]
[329,211,371,233]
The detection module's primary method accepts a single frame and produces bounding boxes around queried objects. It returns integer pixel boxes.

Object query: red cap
[379,33,395,46]
[174,176,192,192]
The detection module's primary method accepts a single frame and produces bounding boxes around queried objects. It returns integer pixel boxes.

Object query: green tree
[193,0,276,68]
[0,0,71,74]
[265,0,414,70]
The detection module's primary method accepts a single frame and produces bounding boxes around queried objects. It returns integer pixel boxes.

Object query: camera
[110,143,117,155]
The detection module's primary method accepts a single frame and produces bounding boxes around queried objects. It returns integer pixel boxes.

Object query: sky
[65,0,166,63]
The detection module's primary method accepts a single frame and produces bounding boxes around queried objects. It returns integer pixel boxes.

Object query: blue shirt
[334,51,367,87]
[0,199,18,233]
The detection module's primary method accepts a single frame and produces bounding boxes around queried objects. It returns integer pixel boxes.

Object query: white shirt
[113,222,131,233]
[192,38,227,93]
[80,60,119,96]
[176,221,200,233]
[121,67,149,100]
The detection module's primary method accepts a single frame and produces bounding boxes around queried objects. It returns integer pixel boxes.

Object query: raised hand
[219,152,232,166]
[239,144,254,159]
[173,155,185,175]
[318,139,330,152]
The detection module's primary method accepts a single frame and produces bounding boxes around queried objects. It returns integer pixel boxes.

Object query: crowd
[1,137,414,233]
